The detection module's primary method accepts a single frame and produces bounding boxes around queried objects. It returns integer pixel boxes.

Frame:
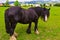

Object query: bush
[54,3,60,7]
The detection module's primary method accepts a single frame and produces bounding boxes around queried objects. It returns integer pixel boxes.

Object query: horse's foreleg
[34,20,39,34]
[26,22,31,34]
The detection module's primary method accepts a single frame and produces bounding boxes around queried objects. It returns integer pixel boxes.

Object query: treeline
[54,3,60,7]
[0,0,20,7]
[0,0,56,7]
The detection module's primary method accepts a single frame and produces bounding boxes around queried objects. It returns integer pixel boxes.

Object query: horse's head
[41,8,50,22]
[29,7,50,22]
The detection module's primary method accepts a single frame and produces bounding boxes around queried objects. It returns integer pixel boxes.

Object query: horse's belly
[18,21,30,24]
[18,19,31,24]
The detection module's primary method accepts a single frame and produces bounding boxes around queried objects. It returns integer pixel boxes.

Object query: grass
[0,6,60,40]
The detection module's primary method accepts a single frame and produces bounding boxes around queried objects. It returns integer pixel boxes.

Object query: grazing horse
[5,6,50,40]
[5,6,38,40]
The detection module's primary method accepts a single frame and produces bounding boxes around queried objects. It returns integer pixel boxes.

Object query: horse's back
[5,6,22,16]
[5,6,22,22]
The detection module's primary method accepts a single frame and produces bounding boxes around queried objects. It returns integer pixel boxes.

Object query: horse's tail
[5,9,11,34]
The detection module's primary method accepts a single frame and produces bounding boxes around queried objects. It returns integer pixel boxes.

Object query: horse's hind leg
[34,20,39,34]
[10,22,17,40]
[26,22,31,34]
[5,19,17,40]
[5,17,16,40]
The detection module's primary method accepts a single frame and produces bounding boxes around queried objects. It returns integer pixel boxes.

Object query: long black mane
[29,7,50,21]
[29,7,50,17]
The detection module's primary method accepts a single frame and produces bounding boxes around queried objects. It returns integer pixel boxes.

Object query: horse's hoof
[35,30,39,35]
[10,35,17,40]
[26,29,31,34]
[14,32,18,38]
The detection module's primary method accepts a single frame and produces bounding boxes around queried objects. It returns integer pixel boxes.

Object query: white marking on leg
[35,29,39,34]
[14,32,18,38]
[45,15,47,21]
[10,34,16,40]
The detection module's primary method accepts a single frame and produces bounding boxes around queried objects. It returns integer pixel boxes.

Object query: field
[0,6,60,40]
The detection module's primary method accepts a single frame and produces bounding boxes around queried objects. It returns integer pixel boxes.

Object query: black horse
[5,6,50,40]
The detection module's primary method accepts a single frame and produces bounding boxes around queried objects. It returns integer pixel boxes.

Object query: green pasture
[0,6,60,40]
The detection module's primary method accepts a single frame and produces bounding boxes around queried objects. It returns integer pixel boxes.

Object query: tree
[5,0,9,7]
[14,0,20,6]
